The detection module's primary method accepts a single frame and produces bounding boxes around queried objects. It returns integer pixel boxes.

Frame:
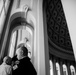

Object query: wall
[9,0,50,75]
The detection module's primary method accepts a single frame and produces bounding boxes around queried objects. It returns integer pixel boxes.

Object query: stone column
[59,59,64,75]
[67,62,71,75]
[52,57,57,75]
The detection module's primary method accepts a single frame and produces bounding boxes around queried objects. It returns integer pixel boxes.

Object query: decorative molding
[23,5,31,19]
[46,0,73,52]
[44,0,75,60]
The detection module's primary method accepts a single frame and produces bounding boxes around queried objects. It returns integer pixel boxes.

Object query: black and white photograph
[0,0,76,75]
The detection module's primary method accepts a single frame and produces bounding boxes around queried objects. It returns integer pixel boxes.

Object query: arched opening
[56,62,60,75]
[63,64,68,75]
[70,65,76,75]
[49,60,53,75]
[1,13,34,63]
[8,25,34,60]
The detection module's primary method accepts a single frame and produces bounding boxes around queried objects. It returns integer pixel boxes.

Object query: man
[12,45,37,75]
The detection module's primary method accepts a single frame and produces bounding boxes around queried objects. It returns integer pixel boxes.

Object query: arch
[70,65,76,75]
[63,64,68,75]
[10,11,25,24]
[8,26,34,58]
[0,8,37,73]
[11,24,34,38]
[8,11,36,64]
[10,10,35,29]
[49,60,53,75]
[56,62,60,75]
[3,10,36,58]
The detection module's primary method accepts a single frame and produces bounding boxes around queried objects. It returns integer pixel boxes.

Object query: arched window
[50,60,53,75]
[56,62,60,75]
[70,65,76,75]
[63,64,68,75]
[8,25,34,61]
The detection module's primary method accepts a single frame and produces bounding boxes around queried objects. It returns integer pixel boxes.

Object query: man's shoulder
[21,57,30,62]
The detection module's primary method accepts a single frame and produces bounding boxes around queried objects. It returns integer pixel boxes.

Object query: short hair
[17,45,28,56]
[3,56,12,65]
[21,46,28,56]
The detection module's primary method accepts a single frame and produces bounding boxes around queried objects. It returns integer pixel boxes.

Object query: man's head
[3,56,12,65]
[16,46,28,60]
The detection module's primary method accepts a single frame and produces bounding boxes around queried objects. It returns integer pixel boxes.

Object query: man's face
[16,48,23,59]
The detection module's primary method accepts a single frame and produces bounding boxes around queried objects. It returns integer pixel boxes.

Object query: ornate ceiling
[45,0,74,58]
